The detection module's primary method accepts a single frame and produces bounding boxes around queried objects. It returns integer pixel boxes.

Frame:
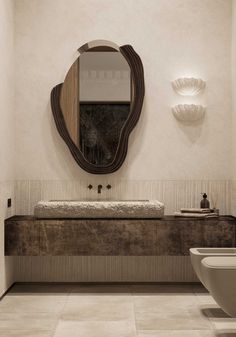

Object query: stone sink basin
[34,200,164,219]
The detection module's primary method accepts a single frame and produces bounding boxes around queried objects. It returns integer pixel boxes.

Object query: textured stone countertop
[33,200,165,219]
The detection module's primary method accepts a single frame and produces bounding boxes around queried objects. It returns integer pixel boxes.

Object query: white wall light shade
[172,104,206,122]
[172,78,206,96]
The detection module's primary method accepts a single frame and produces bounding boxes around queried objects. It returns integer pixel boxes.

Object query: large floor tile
[4,283,236,336]
[53,320,136,337]
[214,330,236,337]
[0,330,52,337]
[135,311,212,330]
[0,294,67,313]
[0,313,58,331]
[208,317,236,330]
[195,293,218,306]
[134,294,199,312]
[137,330,215,336]
[61,295,134,321]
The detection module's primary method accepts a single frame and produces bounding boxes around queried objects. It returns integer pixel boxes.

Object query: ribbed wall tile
[231,180,236,217]
[15,180,231,215]
[13,256,198,283]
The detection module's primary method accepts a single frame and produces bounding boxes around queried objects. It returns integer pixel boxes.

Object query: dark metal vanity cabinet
[5,216,236,256]
[155,217,236,255]
[5,216,40,255]
[39,220,157,256]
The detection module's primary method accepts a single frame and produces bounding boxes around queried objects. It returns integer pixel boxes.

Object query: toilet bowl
[201,256,236,317]
[190,248,236,288]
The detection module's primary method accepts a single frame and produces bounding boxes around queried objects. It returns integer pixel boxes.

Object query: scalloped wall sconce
[172,104,206,122]
[172,78,206,96]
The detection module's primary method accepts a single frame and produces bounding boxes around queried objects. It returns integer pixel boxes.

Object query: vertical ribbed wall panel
[14,256,198,283]
[15,180,231,215]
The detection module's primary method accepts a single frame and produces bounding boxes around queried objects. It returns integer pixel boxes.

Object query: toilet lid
[202,256,236,269]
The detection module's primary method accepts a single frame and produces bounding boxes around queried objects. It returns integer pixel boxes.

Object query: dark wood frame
[51,44,145,174]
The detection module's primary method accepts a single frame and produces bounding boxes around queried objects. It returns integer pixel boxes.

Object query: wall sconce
[172,77,206,96]
[172,104,206,122]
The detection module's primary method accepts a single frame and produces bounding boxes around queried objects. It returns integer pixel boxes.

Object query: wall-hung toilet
[201,257,236,317]
[190,248,236,288]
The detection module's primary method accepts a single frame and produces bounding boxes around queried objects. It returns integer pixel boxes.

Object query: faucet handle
[97,184,103,194]
[106,184,112,190]
[87,184,93,190]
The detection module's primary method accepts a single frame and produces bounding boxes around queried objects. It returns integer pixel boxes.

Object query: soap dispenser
[200,193,210,209]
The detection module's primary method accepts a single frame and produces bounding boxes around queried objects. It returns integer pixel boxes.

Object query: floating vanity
[5,215,236,256]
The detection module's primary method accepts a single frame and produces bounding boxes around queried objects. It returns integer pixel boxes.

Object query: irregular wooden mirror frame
[51,40,145,174]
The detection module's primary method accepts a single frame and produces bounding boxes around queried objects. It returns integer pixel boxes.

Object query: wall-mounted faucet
[98,184,103,194]
[87,184,112,194]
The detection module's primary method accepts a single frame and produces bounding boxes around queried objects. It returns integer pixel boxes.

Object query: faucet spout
[98,185,103,194]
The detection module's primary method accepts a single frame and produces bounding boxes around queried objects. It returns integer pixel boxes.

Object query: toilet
[201,256,236,317]
[190,248,236,288]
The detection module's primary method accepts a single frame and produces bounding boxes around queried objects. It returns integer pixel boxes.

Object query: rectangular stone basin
[34,200,164,219]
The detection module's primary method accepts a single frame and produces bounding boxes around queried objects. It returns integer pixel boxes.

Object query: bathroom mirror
[51,40,144,174]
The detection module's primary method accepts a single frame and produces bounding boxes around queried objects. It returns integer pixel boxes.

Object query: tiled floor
[0,283,235,337]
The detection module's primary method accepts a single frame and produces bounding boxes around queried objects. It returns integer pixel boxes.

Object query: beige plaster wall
[0,0,15,296]
[0,0,15,182]
[231,0,236,216]
[14,0,232,181]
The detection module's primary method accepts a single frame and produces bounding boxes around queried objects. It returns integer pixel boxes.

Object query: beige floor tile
[0,313,58,331]
[135,311,212,330]
[214,330,236,336]
[195,293,218,306]
[53,320,136,337]
[61,295,135,321]
[0,330,52,337]
[0,294,67,313]
[137,330,215,336]
[133,291,212,331]
[3,284,236,335]
[207,316,236,330]
[134,294,199,312]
